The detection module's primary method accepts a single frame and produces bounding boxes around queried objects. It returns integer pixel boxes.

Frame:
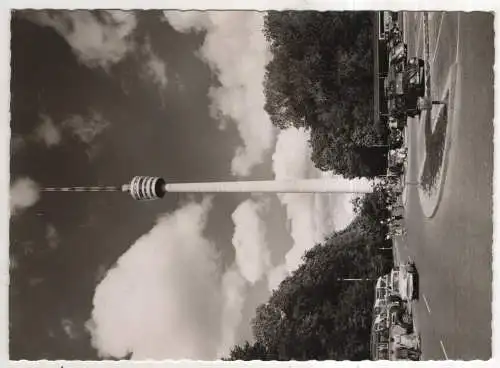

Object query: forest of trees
[263,11,387,178]
[225,191,393,361]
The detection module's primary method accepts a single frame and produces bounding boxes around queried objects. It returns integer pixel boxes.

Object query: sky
[9,10,358,360]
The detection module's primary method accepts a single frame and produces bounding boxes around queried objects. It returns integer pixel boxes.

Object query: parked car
[385,57,426,119]
[386,25,403,49]
[389,42,408,67]
[406,57,425,97]
[388,129,404,149]
[385,66,407,120]
[388,116,406,130]
[398,262,419,301]
[387,295,414,333]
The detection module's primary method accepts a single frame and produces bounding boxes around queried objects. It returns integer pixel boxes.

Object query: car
[388,116,406,130]
[389,42,408,67]
[386,25,403,49]
[385,65,412,121]
[372,314,389,332]
[398,262,419,301]
[387,97,408,122]
[385,57,426,119]
[375,275,390,300]
[388,129,404,149]
[406,57,425,97]
[400,57,426,118]
[387,297,414,334]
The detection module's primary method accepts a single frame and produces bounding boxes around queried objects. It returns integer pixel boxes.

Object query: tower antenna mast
[41,185,122,193]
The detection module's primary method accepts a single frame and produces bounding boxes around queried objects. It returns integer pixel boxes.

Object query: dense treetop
[263,11,388,178]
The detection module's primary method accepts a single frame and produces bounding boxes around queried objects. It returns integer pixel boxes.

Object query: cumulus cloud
[35,114,62,147]
[87,198,220,359]
[163,11,275,176]
[87,197,250,360]
[10,178,40,216]
[272,129,327,272]
[63,111,110,144]
[217,267,247,356]
[329,192,357,231]
[219,197,277,353]
[267,264,288,292]
[24,10,137,70]
[231,199,271,284]
[27,111,110,159]
[163,11,212,33]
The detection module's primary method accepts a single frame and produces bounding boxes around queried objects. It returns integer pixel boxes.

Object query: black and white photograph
[7,5,494,362]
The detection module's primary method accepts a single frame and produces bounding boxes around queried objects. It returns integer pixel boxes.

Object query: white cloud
[24,10,137,70]
[10,178,40,216]
[94,264,108,285]
[145,56,168,87]
[63,111,110,144]
[217,267,247,356]
[46,224,60,250]
[35,114,62,147]
[87,197,251,360]
[329,192,357,231]
[231,199,271,284]
[163,11,275,177]
[267,264,288,292]
[162,11,212,33]
[141,39,168,88]
[272,128,326,273]
[267,128,359,290]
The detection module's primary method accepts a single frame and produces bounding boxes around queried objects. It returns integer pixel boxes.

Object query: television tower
[41,176,377,200]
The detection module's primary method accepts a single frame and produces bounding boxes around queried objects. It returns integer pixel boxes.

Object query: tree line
[263,11,387,178]
[225,191,393,361]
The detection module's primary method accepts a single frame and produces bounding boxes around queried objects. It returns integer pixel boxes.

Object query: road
[397,12,494,360]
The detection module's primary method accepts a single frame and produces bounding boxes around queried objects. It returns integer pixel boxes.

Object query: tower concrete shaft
[122,176,376,201]
[163,178,374,194]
